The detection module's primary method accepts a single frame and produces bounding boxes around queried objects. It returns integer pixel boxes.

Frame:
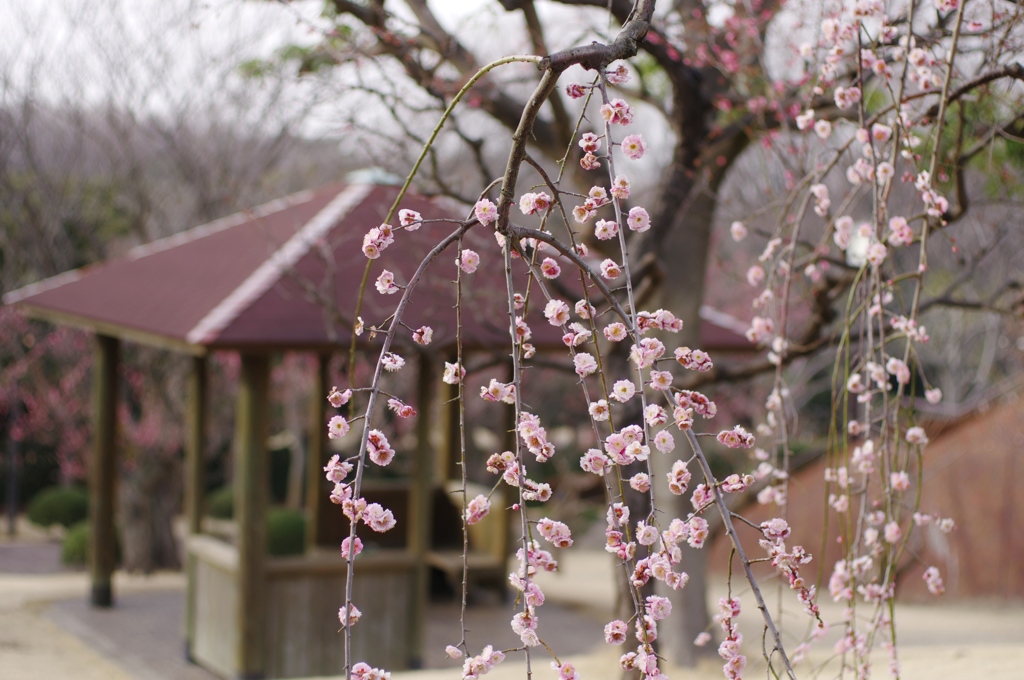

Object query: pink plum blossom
[565,83,586,99]
[730,221,747,241]
[367,430,395,466]
[363,503,396,532]
[534,255,560,279]
[375,270,399,294]
[518,192,551,215]
[544,299,570,325]
[589,399,610,421]
[338,605,362,627]
[610,380,636,403]
[604,620,628,644]
[611,175,631,199]
[594,219,619,240]
[603,322,628,342]
[906,426,929,445]
[442,361,465,385]
[923,566,945,595]
[328,416,350,439]
[465,495,490,525]
[537,517,573,547]
[398,209,421,229]
[474,199,497,225]
[600,98,634,125]
[324,455,353,483]
[573,353,598,377]
[381,352,405,372]
[340,536,363,559]
[621,134,647,160]
[387,398,416,418]
[717,425,755,449]
[459,249,480,274]
[328,387,352,408]
[627,206,651,232]
[412,326,433,345]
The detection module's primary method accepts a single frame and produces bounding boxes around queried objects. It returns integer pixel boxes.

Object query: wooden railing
[188,534,418,678]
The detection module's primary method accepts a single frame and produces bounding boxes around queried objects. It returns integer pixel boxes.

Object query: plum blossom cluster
[444,65,813,678]
[326,13,973,671]
[465,495,490,526]
[505,539,564,647]
[759,519,820,621]
[324,450,397,535]
[352,662,391,680]
[711,2,979,675]
[484,448,552,502]
[717,597,746,680]
[461,645,505,680]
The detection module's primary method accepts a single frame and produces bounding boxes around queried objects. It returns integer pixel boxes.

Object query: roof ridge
[1,187,323,307]
[3,269,86,306]
[185,183,374,346]
[125,188,319,261]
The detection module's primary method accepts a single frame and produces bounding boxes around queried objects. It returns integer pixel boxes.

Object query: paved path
[2,532,1024,679]
[0,532,610,679]
[0,542,71,574]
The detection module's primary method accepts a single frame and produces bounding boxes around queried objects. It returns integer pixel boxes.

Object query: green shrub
[61,519,121,566]
[206,486,233,519]
[26,486,89,528]
[62,520,90,565]
[266,508,306,557]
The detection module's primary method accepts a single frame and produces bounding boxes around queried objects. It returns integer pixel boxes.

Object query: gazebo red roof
[3,183,751,354]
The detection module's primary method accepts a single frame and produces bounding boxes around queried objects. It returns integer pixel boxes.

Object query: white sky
[0,1,319,110]
[0,0,679,187]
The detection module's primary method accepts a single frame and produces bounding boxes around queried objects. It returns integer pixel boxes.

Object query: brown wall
[709,393,1024,601]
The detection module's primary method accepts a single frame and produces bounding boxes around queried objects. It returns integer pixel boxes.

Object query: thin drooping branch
[343,220,472,675]
[684,429,797,680]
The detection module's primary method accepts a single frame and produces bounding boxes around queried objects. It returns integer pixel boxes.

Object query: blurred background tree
[0,1,352,571]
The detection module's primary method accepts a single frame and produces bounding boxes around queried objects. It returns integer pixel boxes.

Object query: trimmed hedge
[206,486,234,519]
[61,520,90,565]
[206,486,306,556]
[266,508,306,557]
[26,486,89,528]
[61,519,122,566]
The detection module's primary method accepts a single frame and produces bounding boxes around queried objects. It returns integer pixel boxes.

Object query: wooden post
[6,401,20,537]
[185,355,208,534]
[234,353,270,679]
[183,354,207,660]
[407,355,436,668]
[305,353,330,551]
[496,381,514,576]
[436,352,460,482]
[90,334,119,608]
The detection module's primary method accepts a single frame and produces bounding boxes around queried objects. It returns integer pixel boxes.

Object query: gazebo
[3,181,751,679]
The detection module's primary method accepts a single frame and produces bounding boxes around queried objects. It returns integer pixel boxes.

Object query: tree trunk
[120,449,182,573]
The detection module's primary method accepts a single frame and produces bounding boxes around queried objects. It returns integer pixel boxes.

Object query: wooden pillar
[436,352,460,483]
[234,353,270,679]
[305,353,330,551]
[89,334,119,608]
[185,355,208,534]
[183,354,207,660]
[6,401,20,537]
[496,376,515,572]
[407,355,436,668]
